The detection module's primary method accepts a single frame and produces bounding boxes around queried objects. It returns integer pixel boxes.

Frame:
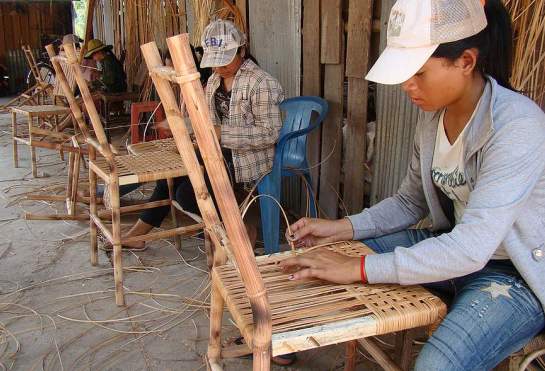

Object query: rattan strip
[215,241,445,335]
[127,138,178,155]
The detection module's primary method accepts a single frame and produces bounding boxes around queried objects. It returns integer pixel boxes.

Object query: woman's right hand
[286,217,354,248]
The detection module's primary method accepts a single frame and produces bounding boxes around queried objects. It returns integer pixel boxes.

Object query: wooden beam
[302,0,322,194]
[342,0,373,214]
[320,0,342,64]
[346,0,373,78]
[318,35,344,218]
[80,0,97,63]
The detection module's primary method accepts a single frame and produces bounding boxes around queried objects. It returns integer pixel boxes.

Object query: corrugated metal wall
[370,0,420,204]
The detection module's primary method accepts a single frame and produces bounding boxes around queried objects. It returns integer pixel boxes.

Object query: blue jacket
[348,77,545,309]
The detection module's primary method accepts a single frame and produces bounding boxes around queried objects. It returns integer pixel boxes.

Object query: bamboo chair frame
[142,34,447,371]
[11,44,85,178]
[0,45,54,112]
[21,45,96,222]
[61,42,203,306]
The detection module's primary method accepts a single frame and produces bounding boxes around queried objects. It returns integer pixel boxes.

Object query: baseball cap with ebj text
[200,19,247,68]
[366,0,487,85]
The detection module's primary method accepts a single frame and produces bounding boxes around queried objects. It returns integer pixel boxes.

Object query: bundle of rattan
[505,0,545,109]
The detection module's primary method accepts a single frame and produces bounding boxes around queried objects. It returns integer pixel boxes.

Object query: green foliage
[73,0,88,39]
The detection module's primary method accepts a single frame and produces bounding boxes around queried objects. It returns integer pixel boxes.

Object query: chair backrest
[22,45,44,85]
[51,52,78,99]
[275,96,328,171]
[46,44,93,144]
[62,43,113,157]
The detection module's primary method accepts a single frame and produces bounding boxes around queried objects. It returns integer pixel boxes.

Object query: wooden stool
[11,105,74,177]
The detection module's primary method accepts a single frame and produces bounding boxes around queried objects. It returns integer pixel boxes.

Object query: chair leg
[110,179,125,306]
[11,111,18,168]
[68,146,81,216]
[257,178,281,254]
[66,151,76,214]
[208,283,226,369]
[30,117,38,178]
[395,329,416,371]
[204,231,213,271]
[167,178,182,250]
[344,340,358,371]
[89,152,98,266]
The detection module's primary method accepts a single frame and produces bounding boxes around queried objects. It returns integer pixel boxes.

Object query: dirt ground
[0,98,382,371]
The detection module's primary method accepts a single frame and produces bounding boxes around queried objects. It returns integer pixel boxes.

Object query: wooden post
[319,35,345,218]
[320,0,342,64]
[302,0,322,196]
[343,0,374,214]
[80,0,97,63]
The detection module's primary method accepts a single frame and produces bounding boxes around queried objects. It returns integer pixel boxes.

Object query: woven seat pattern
[127,138,178,155]
[214,241,446,338]
[91,150,187,184]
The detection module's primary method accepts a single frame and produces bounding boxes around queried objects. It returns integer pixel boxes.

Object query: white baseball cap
[366,0,487,85]
[200,19,247,68]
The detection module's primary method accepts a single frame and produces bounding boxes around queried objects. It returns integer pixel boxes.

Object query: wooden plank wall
[302,0,374,218]
[370,0,419,204]
[0,2,72,91]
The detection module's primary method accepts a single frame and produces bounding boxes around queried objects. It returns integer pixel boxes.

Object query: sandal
[99,242,148,252]
[232,336,297,366]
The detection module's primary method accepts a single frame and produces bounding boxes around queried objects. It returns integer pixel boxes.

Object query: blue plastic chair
[257,96,329,254]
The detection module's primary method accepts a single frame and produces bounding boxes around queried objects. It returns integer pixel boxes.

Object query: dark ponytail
[432,0,514,90]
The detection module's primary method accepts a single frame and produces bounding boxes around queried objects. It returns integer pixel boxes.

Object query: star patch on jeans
[481,282,512,299]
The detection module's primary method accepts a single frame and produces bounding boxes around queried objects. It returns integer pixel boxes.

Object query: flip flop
[99,242,148,252]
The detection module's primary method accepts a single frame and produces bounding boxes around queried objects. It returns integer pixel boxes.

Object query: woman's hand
[286,217,354,247]
[279,248,361,284]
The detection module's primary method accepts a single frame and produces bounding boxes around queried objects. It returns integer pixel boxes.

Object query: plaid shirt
[205,59,284,183]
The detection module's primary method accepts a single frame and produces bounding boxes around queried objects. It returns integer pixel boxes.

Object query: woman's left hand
[279,248,362,284]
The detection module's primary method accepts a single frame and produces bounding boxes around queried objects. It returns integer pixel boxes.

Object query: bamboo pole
[166,33,271,370]
[80,0,97,63]
[140,40,230,367]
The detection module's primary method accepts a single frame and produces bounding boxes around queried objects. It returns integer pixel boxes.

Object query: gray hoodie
[348,77,545,310]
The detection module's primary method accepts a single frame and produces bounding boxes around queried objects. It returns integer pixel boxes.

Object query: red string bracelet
[360,255,367,284]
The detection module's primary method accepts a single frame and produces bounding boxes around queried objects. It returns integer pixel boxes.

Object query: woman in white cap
[281,0,545,369]
[118,20,285,255]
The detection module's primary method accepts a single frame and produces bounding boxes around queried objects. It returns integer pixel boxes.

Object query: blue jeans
[364,229,545,371]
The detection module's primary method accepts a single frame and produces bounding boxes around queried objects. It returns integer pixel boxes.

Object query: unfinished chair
[142,34,447,371]
[62,42,203,306]
[11,46,83,178]
[20,44,94,222]
[0,45,53,111]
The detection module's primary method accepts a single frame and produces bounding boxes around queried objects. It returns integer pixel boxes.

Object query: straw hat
[84,39,111,59]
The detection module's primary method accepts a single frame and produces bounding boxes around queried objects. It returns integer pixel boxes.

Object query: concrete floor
[0,98,379,370]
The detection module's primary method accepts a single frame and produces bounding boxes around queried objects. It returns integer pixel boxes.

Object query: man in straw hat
[84,39,126,93]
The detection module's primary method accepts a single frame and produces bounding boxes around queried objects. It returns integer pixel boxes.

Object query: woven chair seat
[127,138,178,155]
[213,241,446,356]
[90,151,187,185]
